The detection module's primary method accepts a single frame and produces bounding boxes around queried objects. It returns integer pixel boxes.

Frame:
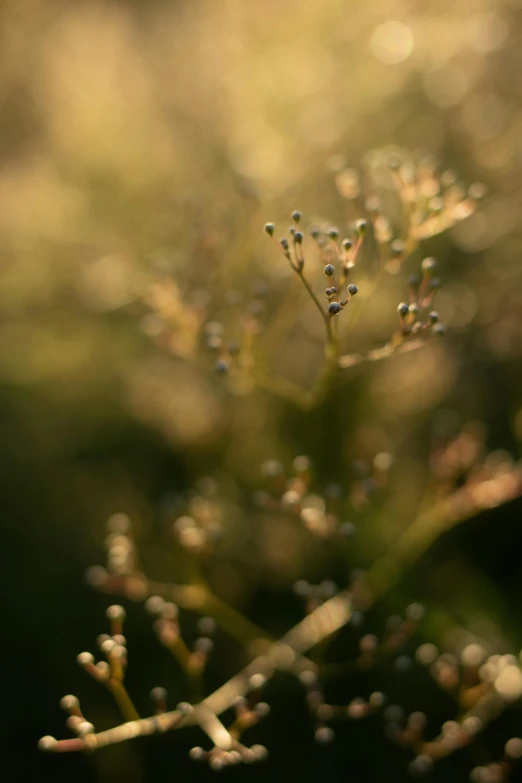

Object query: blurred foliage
[4,0,522,781]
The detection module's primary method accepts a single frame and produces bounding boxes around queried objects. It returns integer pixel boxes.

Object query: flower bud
[347,284,358,296]
[291,210,302,223]
[264,223,275,237]
[328,302,342,315]
[324,264,335,277]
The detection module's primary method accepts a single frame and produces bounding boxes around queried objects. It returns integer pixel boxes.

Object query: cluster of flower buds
[84,514,147,601]
[395,256,445,343]
[146,596,216,681]
[189,742,268,769]
[265,210,363,320]
[470,737,522,783]
[430,423,522,525]
[299,669,385,745]
[142,277,208,360]
[255,454,391,538]
[334,154,486,275]
[77,604,129,686]
[189,675,270,768]
[168,481,224,556]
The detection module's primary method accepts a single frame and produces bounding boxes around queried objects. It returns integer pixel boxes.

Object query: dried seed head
[294,231,304,244]
[347,284,358,296]
[291,210,302,223]
[324,264,335,277]
[328,302,342,315]
[279,237,289,251]
[264,223,275,237]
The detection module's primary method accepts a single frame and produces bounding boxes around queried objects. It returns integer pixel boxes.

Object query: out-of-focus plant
[38,151,522,782]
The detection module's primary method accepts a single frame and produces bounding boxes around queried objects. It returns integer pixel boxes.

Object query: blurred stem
[108,681,140,722]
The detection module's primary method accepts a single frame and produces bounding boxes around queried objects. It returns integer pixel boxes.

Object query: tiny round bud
[291,210,302,223]
[356,219,367,233]
[60,694,79,711]
[198,616,217,636]
[189,746,206,761]
[390,240,404,256]
[194,636,214,654]
[150,686,167,702]
[264,223,275,237]
[421,257,437,274]
[251,744,268,761]
[408,303,419,317]
[406,602,425,621]
[342,238,352,250]
[294,231,304,244]
[505,738,522,759]
[289,226,295,236]
[77,721,95,736]
[315,726,335,744]
[339,521,356,537]
[328,302,342,315]
[310,226,320,239]
[347,284,358,296]
[369,691,386,708]
[279,237,289,251]
[397,302,409,317]
[468,182,487,200]
[177,701,194,715]
[428,311,439,324]
[77,652,94,667]
[145,596,165,615]
[38,736,58,752]
[261,459,283,477]
[215,359,229,375]
[324,264,335,277]
[106,605,126,623]
[328,227,339,240]
[432,323,446,336]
